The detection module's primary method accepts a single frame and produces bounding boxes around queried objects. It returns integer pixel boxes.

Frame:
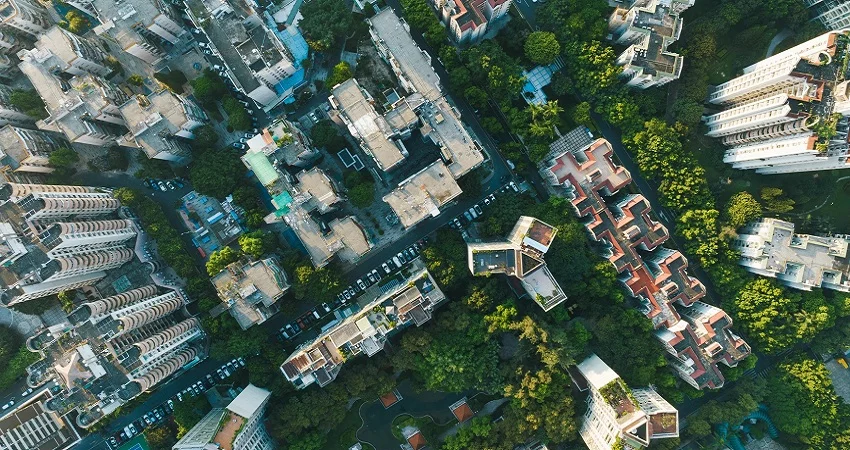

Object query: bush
[154,70,188,93]
[127,74,145,86]
[106,147,130,171]
[9,89,47,119]
[326,61,353,88]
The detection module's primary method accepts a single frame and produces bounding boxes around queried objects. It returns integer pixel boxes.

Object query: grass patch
[321,399,366,450]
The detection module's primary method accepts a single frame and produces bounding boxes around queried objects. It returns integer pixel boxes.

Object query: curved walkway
[788,175,850,216]
[766,29,793,57]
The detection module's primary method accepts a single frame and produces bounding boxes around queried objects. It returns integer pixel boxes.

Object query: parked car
[367,272,376,283]
[166,181,176,190]
[223,366,231,377]
[176,392,183,402]
[509,181,519,192]
[397,252,407,264]
[308,112,318,122]
[198,42,209,48]
[357,279,366,290]
[203,49,213,55]
[473,204,483,216]
[463,211,473,221]
[343,289,352,300]
[483,198,491,206]
[192,28,202,34]
[392,256,402,268]
[157,181,167,191]
[21,388,32,396]
[382,263,391,274]
[1,401,12,410]
[468,207,478,219]
[371,269,381,281]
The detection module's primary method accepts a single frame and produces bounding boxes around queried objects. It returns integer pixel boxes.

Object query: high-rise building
[539,130,750,389]
[0,388,82,450]
[732,217,850,292]
[576,354,679,450]
[805,0,850,30]
[430,0,513,46]
[211,256,290,330]
[0,125,70,176]
[0,183,136,305]
[468,216,568,311]
[607,0,695,89]
[0,0,51,38]
[173,384,274,450]
[20,27,111,77]
[703,30,850,174]
[65,0,187,66]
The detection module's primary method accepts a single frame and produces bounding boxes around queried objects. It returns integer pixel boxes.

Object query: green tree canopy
[524,31,561,65]
[326,61,353,88]
[310,120,346,152]
[760,187,795,214]
[725,191,762,229]
[190,70,227,106]
[8,89,47,119]
[292,264,343,304]
[206,246,240,276]
[298,0,355,51]
[189,148,245,199]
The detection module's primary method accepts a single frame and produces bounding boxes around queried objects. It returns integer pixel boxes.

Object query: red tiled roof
[451,402,474,423]
[380,391,399,408]
[407,431,427,450]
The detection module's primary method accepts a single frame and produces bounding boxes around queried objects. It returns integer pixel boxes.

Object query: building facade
[540,130,751,389]
[607,0,694,89]
[0,0,51,38]
[21,27,111,77]
[732,217,850,292]
[576,354,679,450]
[806,0,850,30]
[431,0,512,46]
[703,30,850,174]
[0,125,69,175]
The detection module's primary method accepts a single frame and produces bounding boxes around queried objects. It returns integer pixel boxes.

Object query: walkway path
[766,29,793,57]
[789,175,850,216]
[356,379,476,450]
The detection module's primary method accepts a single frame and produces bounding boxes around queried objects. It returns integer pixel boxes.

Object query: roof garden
[599,379,639,419]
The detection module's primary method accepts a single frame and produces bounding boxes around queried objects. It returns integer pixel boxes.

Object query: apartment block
[242,147,372,268]
[0,84,36,127]
[0,0,51,38]
[0,125,69,175]
[245,118,318,168]
[468,216,568,311]
[540,131,750,389]
[431,0,512,46]
[806,0,850,30]
[0,183,140,305]
[607,0,694,89]
[575,354,678,450]
[732,217,850,292]
[179,191,244,258]
[0,388,82,450]
[66,0,187,66]
[173,384,274,450]
[19,49,129,146]
[211,257,290,330]
[281,263,445,388]
[383,161,463,229]
[704,31,850,174]
[329,78,408,172]
[21,27,111,77]
[119,90,208,165]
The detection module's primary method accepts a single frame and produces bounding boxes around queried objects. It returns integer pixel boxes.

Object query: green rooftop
[273,191,293,216]
[245,151,279,186]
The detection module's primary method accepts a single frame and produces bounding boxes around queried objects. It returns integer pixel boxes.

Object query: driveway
[356,378,476,449]
[826,359,850,404]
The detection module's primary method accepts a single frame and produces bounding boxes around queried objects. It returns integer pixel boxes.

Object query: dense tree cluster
[0,326,39,391]
[310,120,347,152]
[343,170,376,208]
[326,61,353,89]
[298,0,355,51]
[8,89,47,119]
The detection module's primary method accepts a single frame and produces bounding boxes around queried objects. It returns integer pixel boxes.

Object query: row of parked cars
[0,386,35,412]
[278,240,426,342]
[108,358,246,448]
[143,177,185,192]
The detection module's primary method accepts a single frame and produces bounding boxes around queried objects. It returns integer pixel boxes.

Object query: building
[368,8,484,178]
[431,0,512,46]
[197,4,305,111]
[173,384,274,450]
[607,0,694,89]
[241,148,372,268]
[575,354,679,450]
[329,78,408,171]
[0,388,82,450]
[0,183,139,305]
[180,191,244,258]
[0,0,50,38]
[0,84,36,127]
[540,131,750,389]
[211,257,290,329]
[468,216,568,311]
[703,30,850,174]
[245,118,318,168]
[732,217,850,292]
[66,0,187,66]
[0,125,69,176]
[806,0,850,30]
[281,263,445,388]
[20,27,111,77]
[18,49,129,146]
[119,90,208,164]
[383,161,463,229]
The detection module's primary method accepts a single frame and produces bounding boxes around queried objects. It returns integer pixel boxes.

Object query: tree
[421,230,468,294]
[238,233,265,258]
[189,148,245,199]
[57,290,75,313]
[172,395,211,438]
[62,10,90,34]
[298,0,355,51]
[192,125,220,150]
[573,101,593,128]
[49,147,81,181]
[8,89,47,119]
[292,264,343,304]
[627,118,685,180]
[677,208,721,267]
[464,86,489,110]
[190,70,227,106]
[725,191,762,229]
[733,279,833,353]
[326,61,353,88]
[524,31,561,65]
[760,187,795,214]
[206,246,240,276]
[145,424,177,450]
[222,97,251,131]
[127,74,145,86]
[310,120,346,152]
[106,147,129,171]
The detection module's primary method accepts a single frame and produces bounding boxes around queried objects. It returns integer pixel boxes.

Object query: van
[312,310,321,320]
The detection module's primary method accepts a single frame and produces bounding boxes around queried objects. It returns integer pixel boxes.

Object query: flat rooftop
[297,167,339,211]
[119,90,189,134]
[470,247,515,275]
[88,0,177,50]
[383,161,462,228]
[369,9,441,101]
[332,79,405,171]
[422,98,484,178]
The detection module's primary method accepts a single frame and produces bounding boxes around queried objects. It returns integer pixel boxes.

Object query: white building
[704,30,850,174]
[608,0,694,89]
[0,125,69,175]
[806,0,850,30]
[20,27,111,77]
[576,354,679,450]
[0,0,50,38]
[173,384,274,450]
[732,217,850,293]
[431,0,513,46]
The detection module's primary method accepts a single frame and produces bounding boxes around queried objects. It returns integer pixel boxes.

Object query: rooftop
[181,191,244,257]
[81,0,180,52]
[420,98,484,178]
[296,167,340,212]
[383,161,462,228]
[211,257,289,329]
[227,383,270,419]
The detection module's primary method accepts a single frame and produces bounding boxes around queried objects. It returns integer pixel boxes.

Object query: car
[509,181,519,192]
[176,392,183,401]
[488,194,496,202]
[382,263,391,274]
[166,181,176,190]
[217,369,225,379]
[239,137,248,144]
[142,179,151,189]
[392,256,402,268]
[357,279,366,290]
[203,49,213,55]
[21,388,32,396]
[308,112,318,122]
[468,207,478,219]
[223,366,231,377]
[347,287,357,297]
[247,109,255,116]
[405,248,415,259]
[453,218,462,228]
[371,269,381,281]
[279,328,291,340]
[212,64,222,70]
[343,289,352,300]
[198,42,209,48]
[322,302,331,313]
[243,132,255,139]
[192,28,202,34]
[474,204,483,216]
[109,437,118,446]
[1,401,11,410]
[367,272,376,283]
[397,252,407,264]
[155,411,163,420]
[239,100,251,108]
[231,358,239,367]
[463,211,473,221]
[158,181,167,191]
[296,318,306,329]
[238,357,246,367]
[128,424,137,435]
[483,198,491,206]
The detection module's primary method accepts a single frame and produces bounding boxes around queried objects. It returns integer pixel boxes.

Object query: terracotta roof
[407,431,427,450]
[451,402,474,423]
[379,391,399,408]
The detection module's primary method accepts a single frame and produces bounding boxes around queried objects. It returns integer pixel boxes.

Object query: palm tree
[541,100,564,120]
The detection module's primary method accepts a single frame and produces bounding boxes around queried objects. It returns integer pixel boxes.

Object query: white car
[1,401,12,410]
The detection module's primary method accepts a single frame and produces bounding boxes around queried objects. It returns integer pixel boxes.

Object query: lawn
[321,399,372,450]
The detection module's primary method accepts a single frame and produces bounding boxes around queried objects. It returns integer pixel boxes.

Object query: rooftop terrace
[383,161,462,228]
